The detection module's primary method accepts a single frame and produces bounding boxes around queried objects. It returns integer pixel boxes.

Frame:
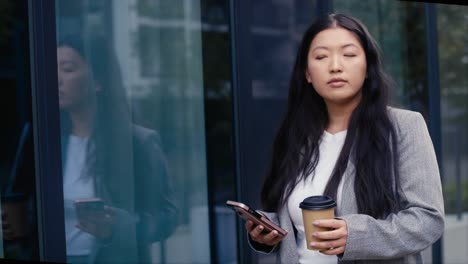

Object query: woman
[57,34,177,263]
[245,14,444,263]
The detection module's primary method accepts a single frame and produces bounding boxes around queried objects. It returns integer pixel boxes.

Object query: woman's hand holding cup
[309,218,348,255]
[300,195,348,255]
[245,220,284,246]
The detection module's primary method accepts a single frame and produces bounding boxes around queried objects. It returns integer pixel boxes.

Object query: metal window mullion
[424,3,443,264]
[28,0,66,262]
[229,0,255,263]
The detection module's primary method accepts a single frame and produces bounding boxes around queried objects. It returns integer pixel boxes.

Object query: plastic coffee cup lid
[299,195,336,210]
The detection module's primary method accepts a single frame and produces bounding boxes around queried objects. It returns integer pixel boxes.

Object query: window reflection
[251,0,314,99]
[57,34,177,263]
[56,0,210,263]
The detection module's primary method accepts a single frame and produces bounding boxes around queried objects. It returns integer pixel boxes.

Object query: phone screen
[75,198,105,218]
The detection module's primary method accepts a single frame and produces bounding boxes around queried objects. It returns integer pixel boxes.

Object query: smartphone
[74,198,105,219]
[226,200,288,238]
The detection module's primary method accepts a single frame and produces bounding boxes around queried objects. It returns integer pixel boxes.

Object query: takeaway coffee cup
[299,195,336,250]
[1,193,29,240]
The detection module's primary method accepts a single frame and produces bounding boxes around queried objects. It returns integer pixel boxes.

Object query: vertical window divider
[424,3,443,263]
[229,0,254,263]
[28,0,66,262]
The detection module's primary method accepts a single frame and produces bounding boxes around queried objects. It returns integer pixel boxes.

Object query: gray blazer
[250,108,445,263]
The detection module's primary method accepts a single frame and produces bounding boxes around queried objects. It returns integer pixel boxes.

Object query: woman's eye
[344,54,356,57]
[315,55,327,60]
[59,62,78,73]
[62,67,75,73]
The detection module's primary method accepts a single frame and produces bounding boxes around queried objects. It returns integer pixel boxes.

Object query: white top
[63,135,96,256]
[287,130,347,264]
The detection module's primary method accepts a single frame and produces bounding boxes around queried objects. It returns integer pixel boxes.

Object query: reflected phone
[74,198,105,219]
[226,200,288,238]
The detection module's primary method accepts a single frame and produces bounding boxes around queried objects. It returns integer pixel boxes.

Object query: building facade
[0,0,466,263]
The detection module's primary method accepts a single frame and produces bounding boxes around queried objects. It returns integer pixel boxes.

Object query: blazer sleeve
[134,129,178,243]
[339,111,445,260]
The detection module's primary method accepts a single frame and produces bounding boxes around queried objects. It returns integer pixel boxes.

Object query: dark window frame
[28,0,66,262]
[229,0,254,262]
[424,3,443,263]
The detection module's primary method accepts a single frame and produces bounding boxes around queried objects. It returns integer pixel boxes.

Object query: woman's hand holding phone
[245,219,284,246]
[227,200,286,247]
[76,205,115,240]
[75,198,116,240]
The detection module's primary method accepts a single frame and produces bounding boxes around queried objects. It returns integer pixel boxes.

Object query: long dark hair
[261,13,401,219]
[58,34,134,209]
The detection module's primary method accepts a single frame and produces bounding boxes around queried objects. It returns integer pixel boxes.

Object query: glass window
[252,0,315,99]
[437,3,468,263]
[0,0,40,261]
[55,0,211,262]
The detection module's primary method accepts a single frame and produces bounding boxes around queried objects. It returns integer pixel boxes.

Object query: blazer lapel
[337,155,358,217]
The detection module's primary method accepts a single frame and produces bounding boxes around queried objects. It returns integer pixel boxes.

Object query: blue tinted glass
[56,1,210,262]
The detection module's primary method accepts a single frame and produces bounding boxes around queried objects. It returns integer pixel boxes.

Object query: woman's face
[305,27,367,108]
[57,46,96,111]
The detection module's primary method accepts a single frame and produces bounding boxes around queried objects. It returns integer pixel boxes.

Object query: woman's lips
[328,80,347,88]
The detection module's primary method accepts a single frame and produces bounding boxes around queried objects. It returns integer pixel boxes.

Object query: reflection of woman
[57,35,177,263]
[245,14,444,263]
